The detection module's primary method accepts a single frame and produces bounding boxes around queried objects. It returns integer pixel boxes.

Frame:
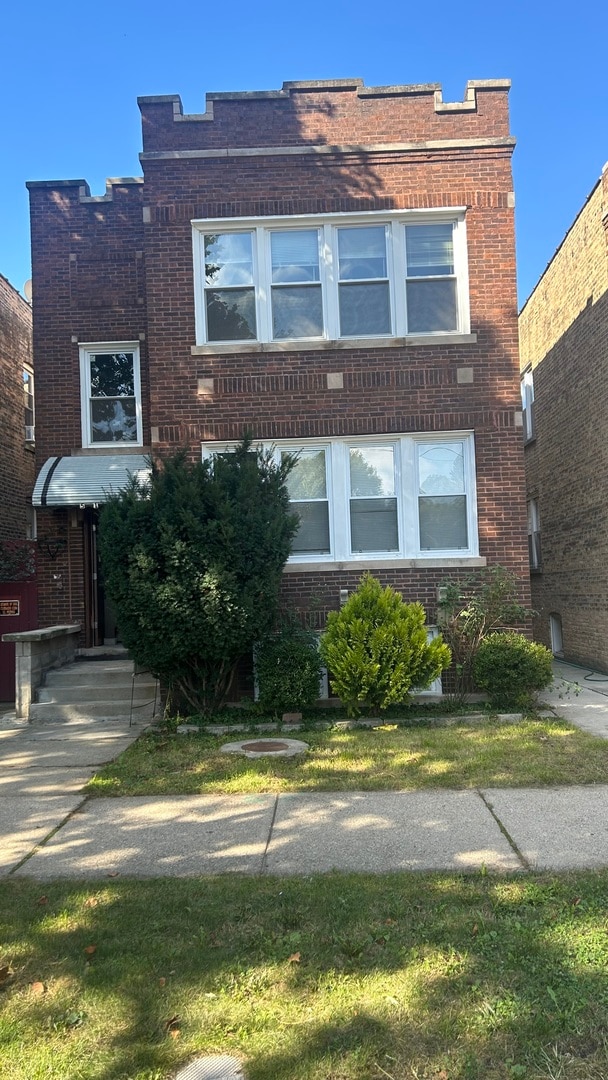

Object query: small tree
[437,566,531,703]
[319,574,451,717]
[98,441,298,716]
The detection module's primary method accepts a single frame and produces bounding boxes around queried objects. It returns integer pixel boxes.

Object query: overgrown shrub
[437,566,532,702]
[255,619,323,715]
[98,441,298,716]
[319,574,451,717]
[473,631,553,708]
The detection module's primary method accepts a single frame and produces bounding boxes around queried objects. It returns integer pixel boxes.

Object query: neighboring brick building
[519,164,608,670]
[0,274,34,543]
[28,77,530,681]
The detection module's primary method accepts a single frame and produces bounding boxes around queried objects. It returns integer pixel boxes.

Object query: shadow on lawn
[2,873,608,1079]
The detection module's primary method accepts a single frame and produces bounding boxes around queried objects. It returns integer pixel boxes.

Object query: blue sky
[2,0,605,306]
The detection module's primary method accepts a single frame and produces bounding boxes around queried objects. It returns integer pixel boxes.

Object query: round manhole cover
[221,737,309,758]
[241,740,289,752]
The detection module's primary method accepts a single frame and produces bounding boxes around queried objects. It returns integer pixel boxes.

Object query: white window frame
[527,497,541,571]
[202,432,479,565]
[23,365,35,443]
[192,209,470,346]
[79,342,143,449]
[521,368,535,442]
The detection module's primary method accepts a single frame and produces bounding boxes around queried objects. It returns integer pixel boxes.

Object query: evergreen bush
[319,574,451,717]
[255,619,323,715]
[98,440,298,716]
[473,631,553,708]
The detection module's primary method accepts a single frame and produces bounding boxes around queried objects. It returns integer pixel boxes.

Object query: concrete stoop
[30,658,159,723]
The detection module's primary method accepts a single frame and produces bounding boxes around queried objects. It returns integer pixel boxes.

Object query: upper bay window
[203,433,479,564]
[193,210,470,346]
[79,342,143,448]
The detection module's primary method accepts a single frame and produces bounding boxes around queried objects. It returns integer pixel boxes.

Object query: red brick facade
[0,274,34,543]
[519,166,608,670]
[28,78,530,661]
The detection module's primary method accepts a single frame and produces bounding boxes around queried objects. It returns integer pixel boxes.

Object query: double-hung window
[193,210,470,345]
[79,342,143,447]
[203,433,478,564]
[521,368,535,442]
[23,366,35,443]
[528,498,541,571]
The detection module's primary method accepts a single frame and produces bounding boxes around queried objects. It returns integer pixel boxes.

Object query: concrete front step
[37,683,157,704]
[33,658,159,724]
[45,661,143,684]
[29,701,158,721]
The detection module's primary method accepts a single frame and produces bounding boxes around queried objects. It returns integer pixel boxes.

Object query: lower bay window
[203,433,478,564]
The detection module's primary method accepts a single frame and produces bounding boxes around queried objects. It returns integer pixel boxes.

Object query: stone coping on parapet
[26,178,143,203]
[138,78,511,123]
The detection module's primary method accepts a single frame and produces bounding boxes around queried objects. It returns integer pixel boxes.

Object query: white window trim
[23,365,35,444]
[79,342,143,449]
[521,368,535,442]
[528,497,541,571]
[202,432,479,565]
[192,209,470,347]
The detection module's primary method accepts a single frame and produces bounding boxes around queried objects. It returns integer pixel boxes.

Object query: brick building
[519,164,608,670]
[27,77,529,684]
[0,274,34,543]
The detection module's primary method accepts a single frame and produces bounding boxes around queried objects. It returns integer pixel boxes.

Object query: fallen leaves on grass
[30,981,45,996]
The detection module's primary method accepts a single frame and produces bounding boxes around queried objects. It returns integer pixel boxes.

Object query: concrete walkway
[2,661,608,880]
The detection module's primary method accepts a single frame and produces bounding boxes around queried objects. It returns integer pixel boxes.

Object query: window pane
[91,398,137,443]
[206,288,257,341]
[419,495,468,550]
[285,450,327,500]
[350,498,399,552]
[338,226,387,280]
[418,443,464,495]
[406,224,454,276]
[291,501,330,555]
[339,283,391,336]
[407,279,457,333]
[272,285,323,339]
[350,447,395,497]
[90,353,134,397]
[271,230,320,283]
[204,233,253,287]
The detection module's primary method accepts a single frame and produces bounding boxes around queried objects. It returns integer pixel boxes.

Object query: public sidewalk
[1,661,608,881]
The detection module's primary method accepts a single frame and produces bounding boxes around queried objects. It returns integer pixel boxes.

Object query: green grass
[87,718,608,796]
[1,872,608,1079]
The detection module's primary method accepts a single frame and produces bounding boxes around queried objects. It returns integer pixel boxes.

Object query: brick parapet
[138,79,511,154]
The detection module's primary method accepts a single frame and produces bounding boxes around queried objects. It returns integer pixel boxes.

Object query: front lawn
[1,872,608,1079]
[86,717,608,796]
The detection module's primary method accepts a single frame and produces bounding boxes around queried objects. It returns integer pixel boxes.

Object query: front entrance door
[83,510,120,647]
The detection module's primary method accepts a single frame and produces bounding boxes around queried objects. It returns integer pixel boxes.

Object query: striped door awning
[32,455,151,507]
